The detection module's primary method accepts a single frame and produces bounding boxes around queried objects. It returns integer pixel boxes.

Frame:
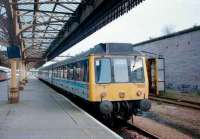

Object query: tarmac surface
[0,78,121,139]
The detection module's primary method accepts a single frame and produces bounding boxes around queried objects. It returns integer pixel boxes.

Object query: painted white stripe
[56,93,122,139]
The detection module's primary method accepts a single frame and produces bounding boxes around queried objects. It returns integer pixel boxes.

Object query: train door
[147,58,165,96]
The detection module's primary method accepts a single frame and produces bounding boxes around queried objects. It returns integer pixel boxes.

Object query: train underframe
[39,79,151,125]
[94,99,151,125]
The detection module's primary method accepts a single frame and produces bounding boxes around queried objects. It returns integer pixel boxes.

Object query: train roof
[40,43,142,70]
[82,43,140,55]
[0,66,10,72]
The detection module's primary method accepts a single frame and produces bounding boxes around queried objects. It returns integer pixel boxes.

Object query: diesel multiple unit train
[38,43,152,120]
[0,66,10,81]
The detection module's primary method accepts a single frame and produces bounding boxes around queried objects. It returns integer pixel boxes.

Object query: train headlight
[119,92,125,98]
[136,90,143,96]
[100,92,107,99]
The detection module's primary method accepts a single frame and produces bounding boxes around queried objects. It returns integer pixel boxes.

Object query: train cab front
[89,55,151,119]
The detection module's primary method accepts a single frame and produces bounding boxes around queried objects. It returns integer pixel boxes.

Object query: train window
[59,67,62,78]
[75,61,84,81]
[113,58,129,82]
[63,66,68,79]
[54,68,57,78]
[53,68,56,77]
[60,66,63,78]
[83,60,88,82]
[74,63,81,81]
[79,67,83,81]
[73,65,78,80]
[56,67,59,78]
[68,67,74,80]
[95,58,111,83]
[130,57,145,83]
[60,60,88,82]
[49,69,52,78]
[76,67,82,81]
[57,68,59,78]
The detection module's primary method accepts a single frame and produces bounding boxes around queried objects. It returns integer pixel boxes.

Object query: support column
[7,0,20,103]
[22,61,26,85]
[9,59,19,103]
[24,63,28,83]
[18,60,24,90]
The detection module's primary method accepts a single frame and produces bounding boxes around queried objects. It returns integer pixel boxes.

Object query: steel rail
[115,119,160,139]
[149,96,200,110]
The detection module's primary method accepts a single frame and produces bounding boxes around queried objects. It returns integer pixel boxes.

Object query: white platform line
[56,93,122,139]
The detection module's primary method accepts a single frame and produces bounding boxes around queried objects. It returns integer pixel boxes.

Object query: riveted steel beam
[10,2,81,5]
[16,9,74,15]
[17,20,68,36]
[22,37,56,39]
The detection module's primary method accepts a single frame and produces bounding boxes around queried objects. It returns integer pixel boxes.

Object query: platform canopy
[1,0,145,68]
[0,2,9,67]
[11,0,81,68]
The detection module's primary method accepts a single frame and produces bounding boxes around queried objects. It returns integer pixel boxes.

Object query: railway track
[114,119,159,139]
[149,96,200,110]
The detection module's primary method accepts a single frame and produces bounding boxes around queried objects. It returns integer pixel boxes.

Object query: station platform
[0,78,121,139]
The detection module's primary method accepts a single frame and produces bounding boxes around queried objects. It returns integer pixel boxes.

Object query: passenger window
[113,58,129,82]
[63,66,68,79]
[130,57,145,83]
[59,67,62,78]
[69,68,73,80]
[83,61,88,82]
[95,59,111,83]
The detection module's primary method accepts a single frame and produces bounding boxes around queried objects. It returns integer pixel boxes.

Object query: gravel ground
[129,116,191,139]
[131,100,200,139]
[150,101,200,138]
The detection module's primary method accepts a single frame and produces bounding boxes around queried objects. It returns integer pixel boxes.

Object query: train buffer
[0,78,121,139]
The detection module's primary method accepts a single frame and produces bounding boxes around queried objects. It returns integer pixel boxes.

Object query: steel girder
[0,0,16,67]
[7,0,81,68]
[46,0,145,61]
[0,0,16,46]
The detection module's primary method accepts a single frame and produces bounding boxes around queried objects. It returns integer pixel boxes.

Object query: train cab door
[147,58,165,96]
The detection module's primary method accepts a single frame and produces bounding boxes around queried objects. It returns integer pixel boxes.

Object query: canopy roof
[1,0,145,69]
[14,0,81,67]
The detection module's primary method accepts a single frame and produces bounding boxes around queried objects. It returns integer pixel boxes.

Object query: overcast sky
[43,0,200,66]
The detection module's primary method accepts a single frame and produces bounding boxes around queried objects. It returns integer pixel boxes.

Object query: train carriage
[38,43,151,120]
[0,66,10,81]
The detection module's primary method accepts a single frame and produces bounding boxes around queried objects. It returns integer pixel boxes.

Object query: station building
[133,26,200,92]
